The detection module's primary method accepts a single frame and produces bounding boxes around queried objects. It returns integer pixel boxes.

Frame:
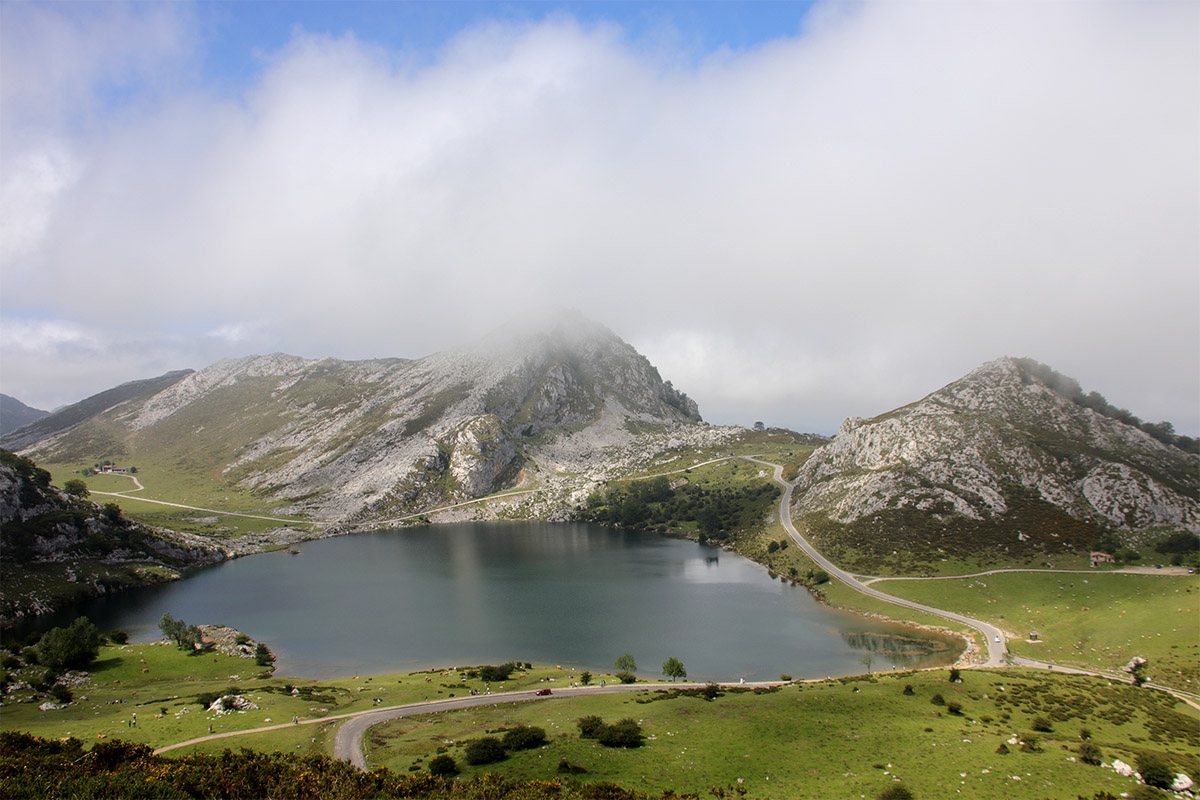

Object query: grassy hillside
[2,636,1195,799]
[871,571,1200,692]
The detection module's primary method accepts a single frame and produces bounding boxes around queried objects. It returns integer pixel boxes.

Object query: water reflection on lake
[25,523,961,680]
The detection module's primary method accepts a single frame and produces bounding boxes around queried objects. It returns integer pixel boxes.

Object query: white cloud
[1,1,1196,434]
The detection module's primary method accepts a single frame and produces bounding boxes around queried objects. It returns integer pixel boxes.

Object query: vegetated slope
[0,395,48,436]
[0,371,194,452]
[0,450,225,624]
[15,315,725,526]
[791,357,1200,575]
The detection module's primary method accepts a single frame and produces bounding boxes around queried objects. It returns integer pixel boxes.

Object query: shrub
[995,743,1010,755]
[577,716,605,738]
[427,754,458,776]
[502,725,547,751]
[597,718,644,749]
[557,758,587,775]
[1031,716,1053,732]
[1020,736,1042,753]
[50,685,72,704]
[930,693,945,706]
[106,629,128,644]
[902,684,914,695]
[463,736,506,766]
[946,701,963,715]
[780,674,792,682]
[878,784,915,800]
[948,668,961,683]
[580,671,592,686]
[1077,741,1103,766]
[615,671,637,684]
[1135,752,1174,790]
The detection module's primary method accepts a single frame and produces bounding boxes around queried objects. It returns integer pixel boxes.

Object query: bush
[1031,716,1053,732]
[597,718,644,749]
[902,684,914,696]
[577,716,605,739]
[1135,752,1174,790]
[948,668,961,683]
[615,671,637,684]
[1077,741,1103,766]
[502,725,546,751]
[463,736,506,766]
[878,784,915,800]
[427,754,458,776]
[50,685,72,704]
[557,758,587,775]
[930,693,945,706]
[107,629,128,645]
[946,701,963,715]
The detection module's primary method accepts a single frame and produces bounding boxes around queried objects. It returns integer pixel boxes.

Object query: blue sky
[1,1,1197,435]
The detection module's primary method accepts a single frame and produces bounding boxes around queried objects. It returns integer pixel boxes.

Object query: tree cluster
[1015,359,1198,453]
[158,613,204,652]
[581,477,780,542]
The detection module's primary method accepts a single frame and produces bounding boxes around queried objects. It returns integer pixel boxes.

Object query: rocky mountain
[0,450,226,623]
[791,357,1200,574]
[10,315,725,526]
[0,395,49,436]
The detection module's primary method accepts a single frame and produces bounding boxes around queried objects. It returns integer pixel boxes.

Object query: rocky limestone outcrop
[792,357,1199,539]
[17,315,707,525]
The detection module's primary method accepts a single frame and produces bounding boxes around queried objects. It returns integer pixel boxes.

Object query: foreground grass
[872,571,1200,693]
[4,641,1197,798]
[362,669,1198,799]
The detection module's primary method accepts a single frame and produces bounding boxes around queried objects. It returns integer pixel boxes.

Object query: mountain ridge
[790,356,1199,574]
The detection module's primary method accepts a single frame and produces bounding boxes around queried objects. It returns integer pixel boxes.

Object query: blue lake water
[30,523,960,680]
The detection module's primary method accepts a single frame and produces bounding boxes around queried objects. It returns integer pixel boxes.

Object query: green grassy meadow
[872,571,1200,692]
[5,635,1196,799]
[362,669,1197,799]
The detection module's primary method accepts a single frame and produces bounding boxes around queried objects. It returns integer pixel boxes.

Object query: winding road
[155,455,1193,767]
[745,457,1008,667]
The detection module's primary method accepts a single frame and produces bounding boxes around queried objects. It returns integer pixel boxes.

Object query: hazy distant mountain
[0,371,194,452]
[0,394,48,436]
[11,315,723,525]
[791,357,1200,574]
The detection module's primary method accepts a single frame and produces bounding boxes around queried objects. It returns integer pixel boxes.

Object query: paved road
[333,682,751,769]
[744,457,1008,668]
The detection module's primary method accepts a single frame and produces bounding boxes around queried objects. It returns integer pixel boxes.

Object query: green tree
[254,642,274,668]
[859,653,874,674]
[614,653,637,673]
[101,503,122,523]
[579,671,592,686]
[36,617,101,673]
[662,656,687,681]
[62,479,89,499]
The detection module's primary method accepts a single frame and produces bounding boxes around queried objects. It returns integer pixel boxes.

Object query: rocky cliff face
[17,316,714,525]
[0,450,226,623]
[791,358,1199,570]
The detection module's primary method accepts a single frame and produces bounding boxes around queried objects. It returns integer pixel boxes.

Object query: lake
[27,523,961,680]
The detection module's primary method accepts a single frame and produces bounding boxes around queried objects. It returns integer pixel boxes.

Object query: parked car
[536,688,552,696]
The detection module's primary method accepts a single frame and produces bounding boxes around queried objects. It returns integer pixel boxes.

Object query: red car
[535,688,552,696]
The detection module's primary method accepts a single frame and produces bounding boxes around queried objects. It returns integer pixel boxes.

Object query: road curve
[332,682,736,769]
[744,457,1008,668]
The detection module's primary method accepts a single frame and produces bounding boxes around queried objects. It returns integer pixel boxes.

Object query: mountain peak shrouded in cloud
[1,1,1196,436]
